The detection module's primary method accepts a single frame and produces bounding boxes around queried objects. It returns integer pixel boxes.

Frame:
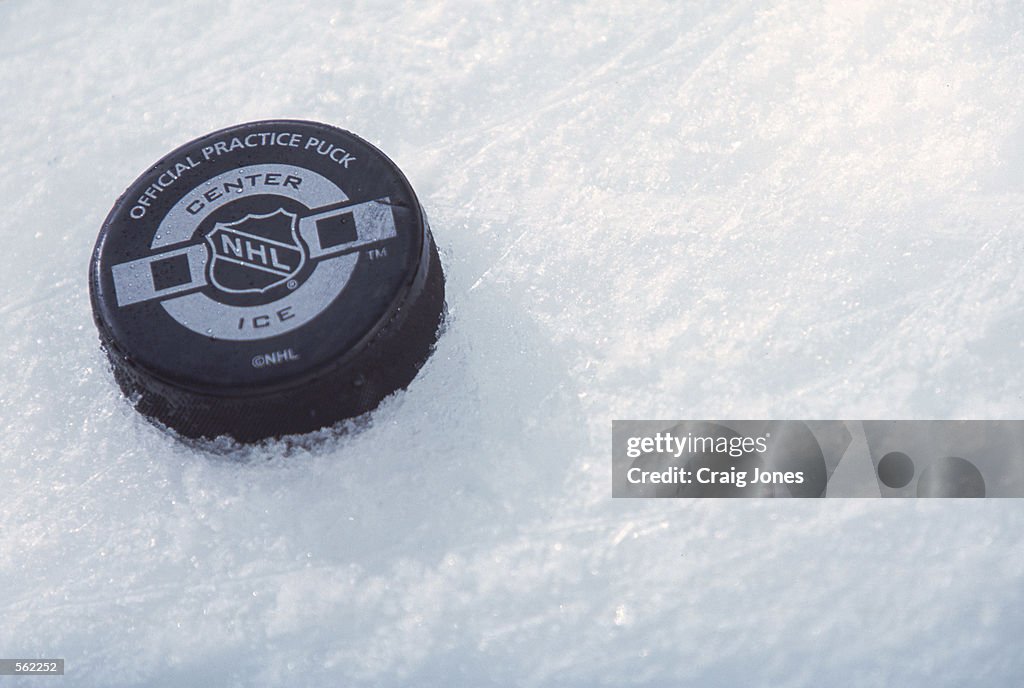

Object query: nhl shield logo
[205,209,306,294]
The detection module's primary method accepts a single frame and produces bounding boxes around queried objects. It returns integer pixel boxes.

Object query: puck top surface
[90,120,427,396]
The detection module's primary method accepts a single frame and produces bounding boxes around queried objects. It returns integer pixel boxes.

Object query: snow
[2,0,1024,685]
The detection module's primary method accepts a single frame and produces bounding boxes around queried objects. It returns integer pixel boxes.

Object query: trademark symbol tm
[368,247,388,260]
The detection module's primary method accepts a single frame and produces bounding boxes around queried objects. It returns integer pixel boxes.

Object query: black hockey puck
[89,120,445,442]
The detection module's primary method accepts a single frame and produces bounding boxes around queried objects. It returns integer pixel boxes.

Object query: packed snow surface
[2,1,1024,685]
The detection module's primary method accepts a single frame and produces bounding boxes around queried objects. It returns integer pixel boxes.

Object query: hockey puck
[89,120,445,442]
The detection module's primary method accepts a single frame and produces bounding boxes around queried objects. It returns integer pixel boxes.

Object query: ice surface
[2,1,1024,685]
